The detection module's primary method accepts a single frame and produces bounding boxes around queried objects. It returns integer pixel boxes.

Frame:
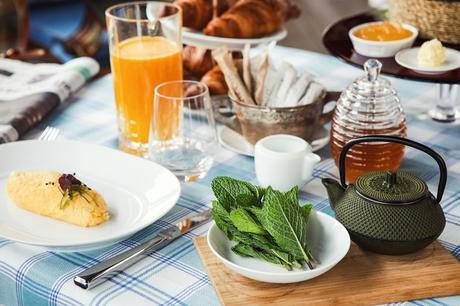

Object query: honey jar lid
[342,59,401,107]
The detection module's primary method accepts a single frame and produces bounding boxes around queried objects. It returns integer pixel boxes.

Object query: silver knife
[73,209,212,290]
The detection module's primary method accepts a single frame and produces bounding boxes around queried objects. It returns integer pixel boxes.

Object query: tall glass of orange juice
[105,2,182,154]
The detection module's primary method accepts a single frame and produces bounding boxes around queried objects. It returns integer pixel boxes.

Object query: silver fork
[38,126,60,141]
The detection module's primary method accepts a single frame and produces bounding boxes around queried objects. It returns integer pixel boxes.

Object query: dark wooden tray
[322,12,460,84]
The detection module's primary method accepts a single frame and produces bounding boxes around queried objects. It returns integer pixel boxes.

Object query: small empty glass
[149,80,218,181]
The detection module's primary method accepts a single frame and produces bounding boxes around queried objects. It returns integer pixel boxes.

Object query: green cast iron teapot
[322,135,447,255]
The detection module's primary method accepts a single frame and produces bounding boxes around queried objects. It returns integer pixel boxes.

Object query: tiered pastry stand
[182,28,287,51]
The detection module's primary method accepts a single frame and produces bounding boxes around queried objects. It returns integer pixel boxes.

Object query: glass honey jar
[330,59,407,183]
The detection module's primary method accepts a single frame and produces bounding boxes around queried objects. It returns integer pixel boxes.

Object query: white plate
[218,126,330,157]
[0,140,180,251]
[395,47,460,74]
[207,211,350,283]
[182,28,287,51]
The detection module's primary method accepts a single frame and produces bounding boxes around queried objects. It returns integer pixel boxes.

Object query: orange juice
[110,36,182,146]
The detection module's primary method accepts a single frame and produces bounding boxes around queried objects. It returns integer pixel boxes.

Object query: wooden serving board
[193,237,460,305]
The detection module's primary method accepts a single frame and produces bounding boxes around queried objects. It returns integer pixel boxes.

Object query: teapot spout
[321,178,345,210]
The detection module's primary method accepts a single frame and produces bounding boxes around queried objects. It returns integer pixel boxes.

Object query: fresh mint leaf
[301,204,313,220]
[256,186,266,202]
[229,227,296,267]
[258,187,312,263]
[211,177,261,211]
[270,248,296,267]
[285,186,313,221]
[248,206,263,220]
[212,200,270,249]
[211,200,235,239]
[230,228,270,249]
[246,206,305,267]
[232,243,290,270]
[285,185,300,203]
[229,208,267,235]
[231,242,253,257]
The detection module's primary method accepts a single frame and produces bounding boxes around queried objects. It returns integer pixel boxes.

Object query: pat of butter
[418,39,446,67]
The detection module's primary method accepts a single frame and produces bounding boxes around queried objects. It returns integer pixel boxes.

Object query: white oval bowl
[349,22,418,58]
[207,210,350,283]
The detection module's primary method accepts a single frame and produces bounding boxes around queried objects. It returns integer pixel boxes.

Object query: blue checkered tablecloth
[1,46,459,306]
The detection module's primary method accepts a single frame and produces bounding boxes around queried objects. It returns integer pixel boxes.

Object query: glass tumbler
[149,81,218,181]
[106,2,182,155]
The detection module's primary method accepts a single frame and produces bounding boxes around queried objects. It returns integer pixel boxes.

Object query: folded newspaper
[0,57,99,143]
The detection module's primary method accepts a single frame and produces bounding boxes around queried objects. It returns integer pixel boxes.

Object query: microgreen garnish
[47,173,99,209]
[58,174,82,190]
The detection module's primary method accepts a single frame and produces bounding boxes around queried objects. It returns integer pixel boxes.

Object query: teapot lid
[355,171,428,204]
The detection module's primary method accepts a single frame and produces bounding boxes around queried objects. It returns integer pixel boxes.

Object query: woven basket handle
[339,135,447,204]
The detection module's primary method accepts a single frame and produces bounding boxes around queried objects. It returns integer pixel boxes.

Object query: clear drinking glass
[428,84,459,122]
[0,0,28,55]
[149,81,218,181]
[106,2,182,155]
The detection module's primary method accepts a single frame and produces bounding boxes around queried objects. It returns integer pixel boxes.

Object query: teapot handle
[339,135,447,204]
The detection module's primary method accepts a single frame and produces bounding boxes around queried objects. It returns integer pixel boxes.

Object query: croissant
[174,0,239,30]
[217,0,240,16]
[201,65,228,95]
[183,46,215,78]
[203,0,300,38]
